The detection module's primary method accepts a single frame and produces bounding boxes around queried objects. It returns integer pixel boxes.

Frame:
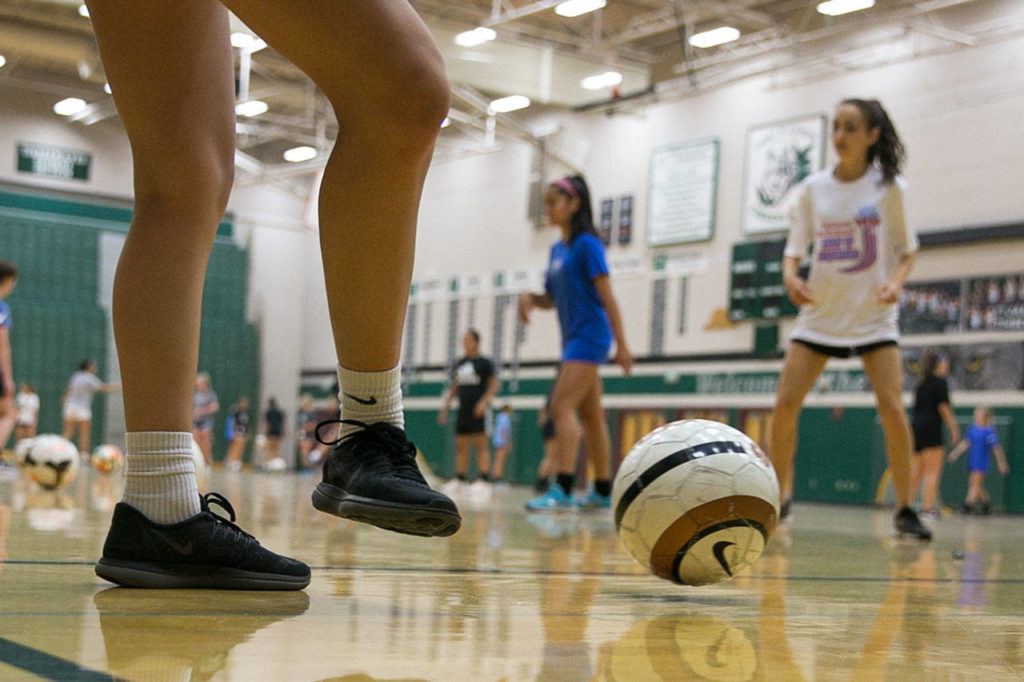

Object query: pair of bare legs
[911,446,945,512]
[63,418,92,456]
[770,342,913,509]
[964,472,992,509]
[549,361,612,487]
[84,0,447,438]
[453,434,490,480]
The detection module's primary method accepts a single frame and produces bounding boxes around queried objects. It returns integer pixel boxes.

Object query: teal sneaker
[574,489,611,511]
[525,484,573,512]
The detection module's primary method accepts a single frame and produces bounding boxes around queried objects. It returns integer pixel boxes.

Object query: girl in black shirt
[911,349,960,515]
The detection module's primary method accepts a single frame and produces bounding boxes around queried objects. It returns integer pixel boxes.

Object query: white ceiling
[1,0,1022,182]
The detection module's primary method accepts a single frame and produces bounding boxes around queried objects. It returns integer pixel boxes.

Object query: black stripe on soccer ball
[613,441,749,527]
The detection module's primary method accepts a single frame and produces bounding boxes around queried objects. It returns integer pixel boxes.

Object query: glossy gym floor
[1,465,1022,681]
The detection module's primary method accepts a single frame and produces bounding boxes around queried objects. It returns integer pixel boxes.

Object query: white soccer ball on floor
[190,438,208,491]
[90,444,124,474]
[23,435,81,490]
[612,419,780,586]
[14,438,36,467]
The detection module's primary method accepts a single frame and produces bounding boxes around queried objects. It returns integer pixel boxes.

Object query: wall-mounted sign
[17,143,91,181]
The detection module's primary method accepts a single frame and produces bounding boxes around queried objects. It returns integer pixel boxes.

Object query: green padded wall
[0,188,257,459]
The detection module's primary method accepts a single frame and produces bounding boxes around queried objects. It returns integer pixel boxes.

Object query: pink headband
[551,177,579,200]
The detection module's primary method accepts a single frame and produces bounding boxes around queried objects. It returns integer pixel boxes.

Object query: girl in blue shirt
[519,175,633,510]
[948,407,1009,514]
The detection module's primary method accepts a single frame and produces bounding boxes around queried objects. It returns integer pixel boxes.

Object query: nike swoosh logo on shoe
[344,394,377,406]
[155,533,194,556]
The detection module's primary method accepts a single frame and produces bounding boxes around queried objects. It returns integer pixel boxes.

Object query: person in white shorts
[769,98,932,540]
[63,360,120,456]
[15,382,40,443]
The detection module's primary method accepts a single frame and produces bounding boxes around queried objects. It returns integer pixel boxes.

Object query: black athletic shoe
[894,506,932,541]
[95,492,311,590]
[311,419,461,537]
[779,497,793,521]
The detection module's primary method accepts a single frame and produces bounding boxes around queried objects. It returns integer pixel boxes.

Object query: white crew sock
[336,365,404,439]
[121,432,201,524]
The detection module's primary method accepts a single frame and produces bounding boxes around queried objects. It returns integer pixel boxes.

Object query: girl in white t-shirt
[769,98,932,540]
[15,382,39,442]
[62,360,120,455]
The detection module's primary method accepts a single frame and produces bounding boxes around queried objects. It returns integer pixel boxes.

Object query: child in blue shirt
[948,407,1009,514]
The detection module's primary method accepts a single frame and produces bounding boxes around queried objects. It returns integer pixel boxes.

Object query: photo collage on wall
[900,272,1024,335]
[900,271,1024,392]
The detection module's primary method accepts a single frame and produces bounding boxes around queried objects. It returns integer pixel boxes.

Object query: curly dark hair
[841,98,906,185]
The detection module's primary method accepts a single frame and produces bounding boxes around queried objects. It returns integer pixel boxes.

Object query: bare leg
[918,447,944,511]
[493,447,509,480]
[472,434,490,477]
[549,363,597,475]
[454,435,470,477]
[966,472,984,505]
[0,399,15,451]
[223,0,448,371]
[78,420,92,455]
[85,0,236,432]
[860,346,913,508]
[577,369,611,481]
[769,343,829,503]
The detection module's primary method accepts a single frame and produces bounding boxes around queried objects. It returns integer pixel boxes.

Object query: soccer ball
[612,419,780,586]
[23,435,81,490]
[90,444,124,474]
[190,437,208,490]
[13,438,36,467]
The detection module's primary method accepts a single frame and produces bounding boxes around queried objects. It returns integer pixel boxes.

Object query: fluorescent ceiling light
[77,4,89,17]
[441,117,451,128]
[817,0,875,16]
[283,146,317,163]
[454,27,496,47]
[230,32,267,52]
[0,55,6,69]
[54,97,87,116]
[689,26,741,48]
[555,0,606,18]
[488,95,531,114]
[235,100,268,117]
[103,82,112,94]
[581,71,623,90]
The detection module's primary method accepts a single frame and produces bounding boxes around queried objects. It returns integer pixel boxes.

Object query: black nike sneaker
[894,506,932,541]
[95,492,311,590]
[311,419,461,537]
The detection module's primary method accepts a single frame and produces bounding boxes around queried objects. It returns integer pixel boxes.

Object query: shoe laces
[315,419,424,483]
[200,492,259,546]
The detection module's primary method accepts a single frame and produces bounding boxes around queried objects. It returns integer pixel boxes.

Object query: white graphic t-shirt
[784,167,918,346]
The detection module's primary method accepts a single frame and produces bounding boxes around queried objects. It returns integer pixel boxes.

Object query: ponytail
[841,98,905,185]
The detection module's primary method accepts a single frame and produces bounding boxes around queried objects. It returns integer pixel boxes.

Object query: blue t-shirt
[544,233,612,354]
[964,424,999,472]
[0,300,10,330]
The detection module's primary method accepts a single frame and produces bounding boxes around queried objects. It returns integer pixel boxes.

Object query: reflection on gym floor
[1,467,1022,681]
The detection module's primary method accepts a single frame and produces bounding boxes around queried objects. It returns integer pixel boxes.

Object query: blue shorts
[967,453,989,473]
[562,337,611,364]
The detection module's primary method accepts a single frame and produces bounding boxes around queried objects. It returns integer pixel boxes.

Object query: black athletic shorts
[456,410,486,435]
[792,338,897,359]
[912,420,944,451]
